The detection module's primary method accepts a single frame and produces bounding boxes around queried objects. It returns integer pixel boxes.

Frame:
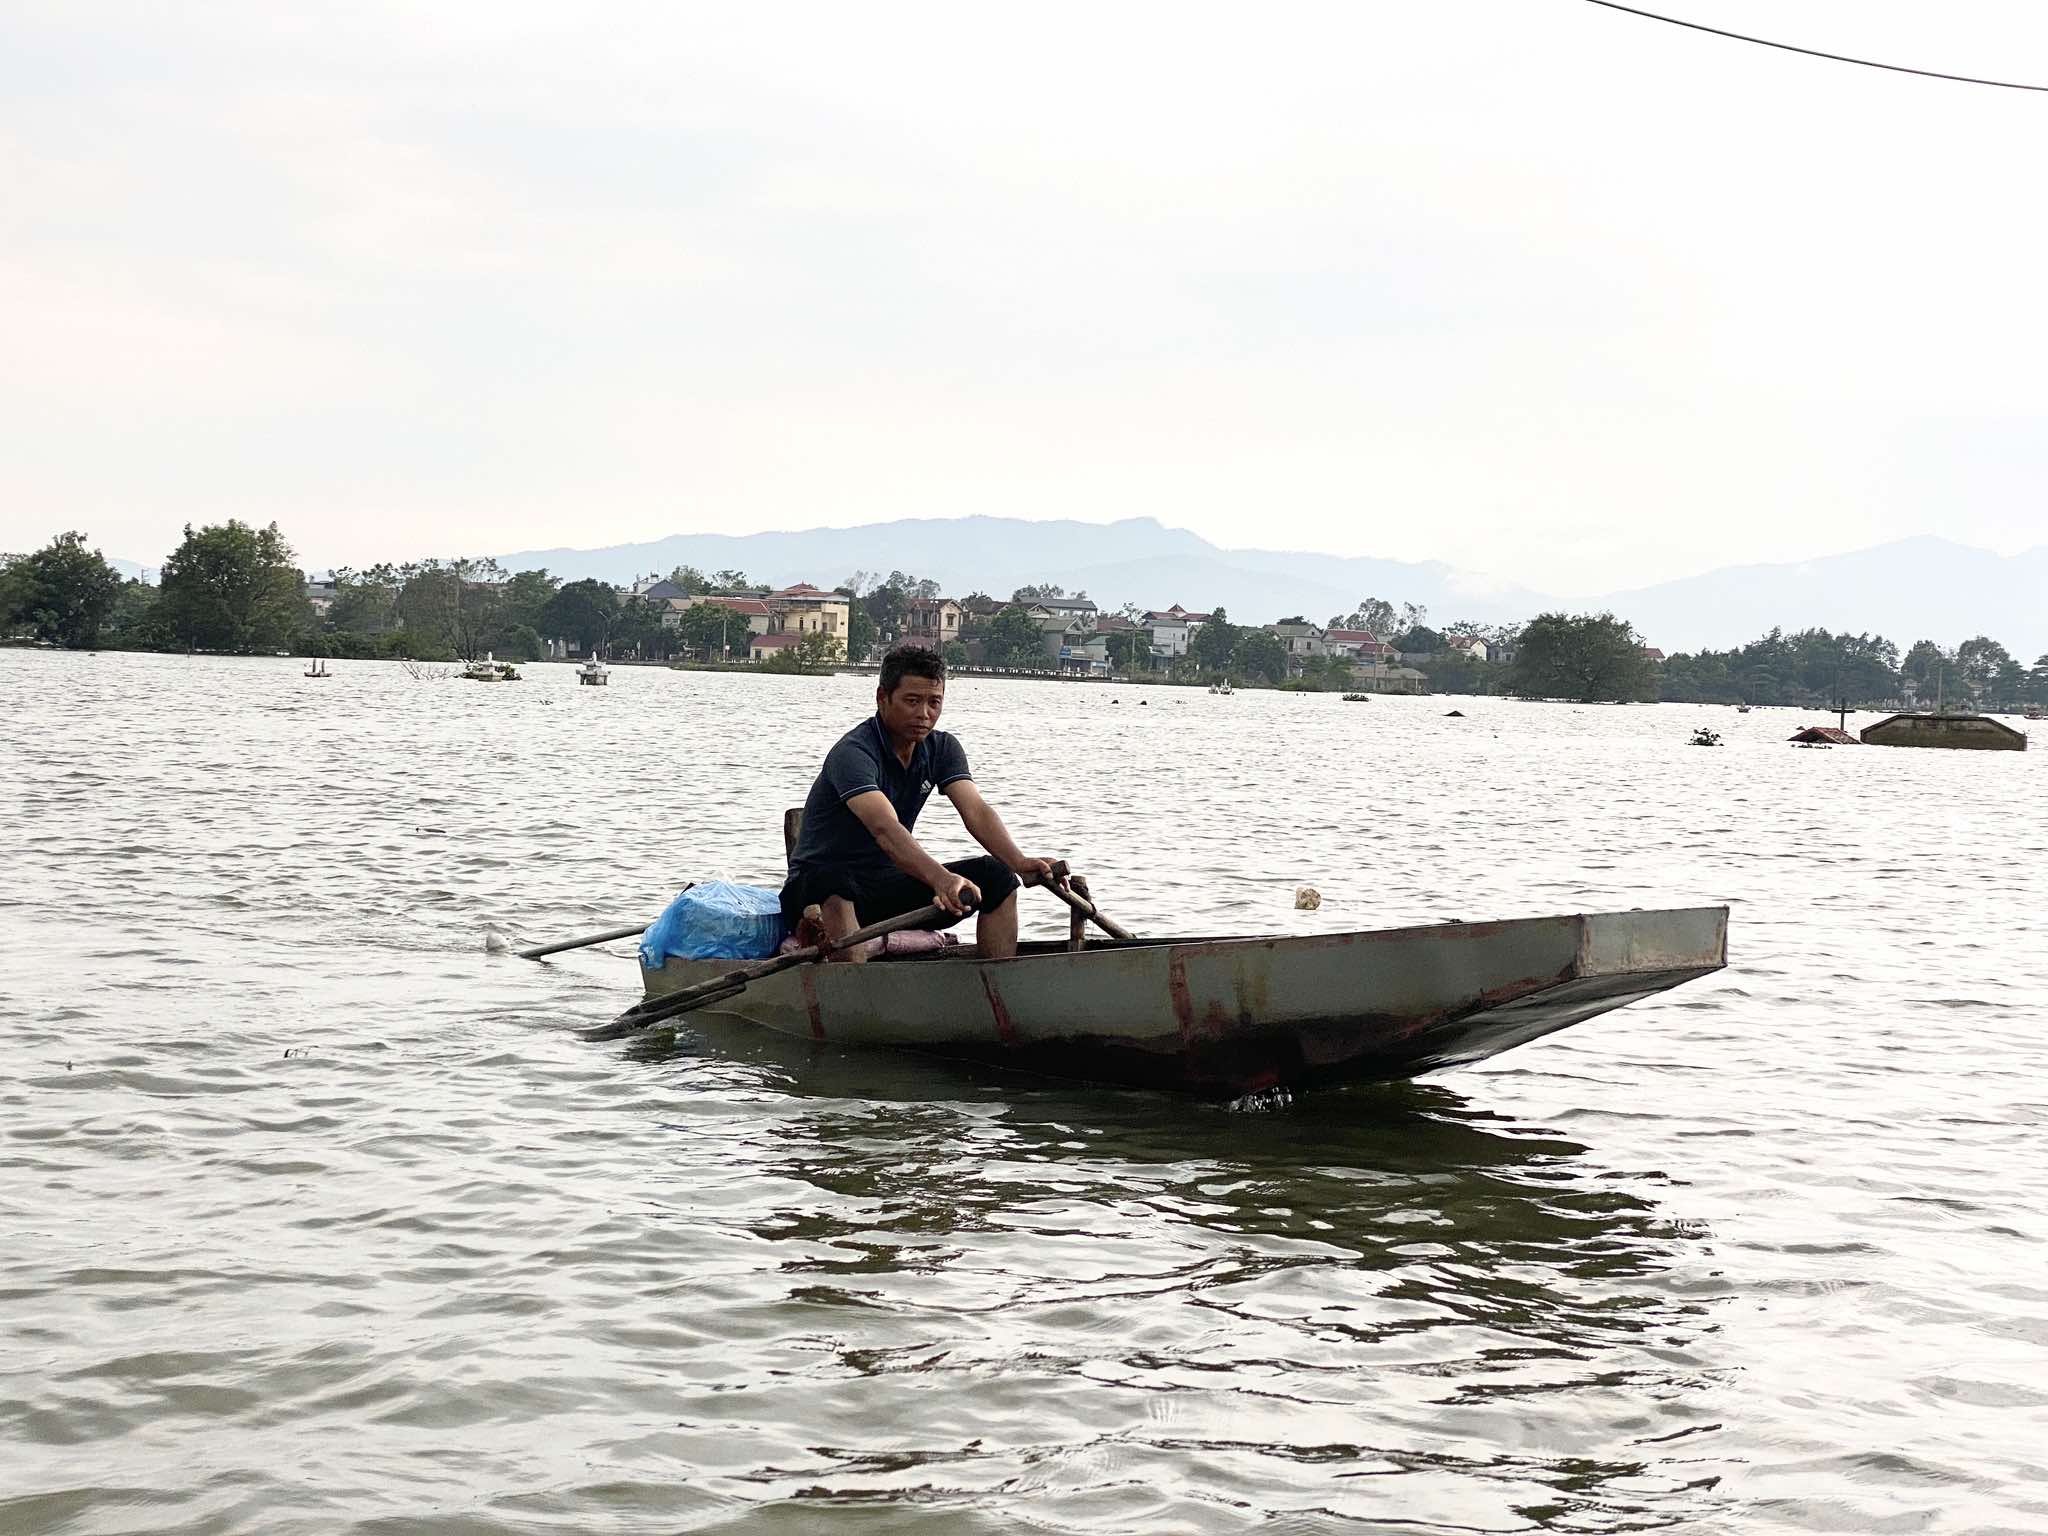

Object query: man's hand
[1012,857,1067,890]
[932,871,982,916]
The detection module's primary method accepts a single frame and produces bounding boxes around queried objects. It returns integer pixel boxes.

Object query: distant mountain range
[494,519,2047,656]
[497,516,1545,630]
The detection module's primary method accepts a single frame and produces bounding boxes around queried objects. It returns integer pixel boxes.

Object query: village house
[1266,621,1326,659]
[1347,662,1429,695]
[1141,604,1210,659]
[769,583,851,645]
[902,596,964,649]
[1322,629,1395,664]
[747,633,805,663]
[1447,634,1492,662]
[1034,595,1098,624]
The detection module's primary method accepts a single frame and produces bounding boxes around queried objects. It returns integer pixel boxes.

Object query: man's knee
[961,857,1020,912]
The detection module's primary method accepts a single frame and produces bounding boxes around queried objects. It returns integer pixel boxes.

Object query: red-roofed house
[1324,630,1395,663]
[1141,605,1211,659]
[748,633,805,661]
[768,584,851,649]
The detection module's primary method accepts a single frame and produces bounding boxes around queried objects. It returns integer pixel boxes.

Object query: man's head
[877,644,946,742]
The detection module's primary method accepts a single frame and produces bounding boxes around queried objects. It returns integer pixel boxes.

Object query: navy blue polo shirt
[788,716,973,876]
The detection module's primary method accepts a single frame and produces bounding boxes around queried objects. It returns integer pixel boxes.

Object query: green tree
[672,602,744,660]
[611,595,670,660]
[711,569,751,592]
[158,521,308,653]
[667,565,711,595]
[104,577,163,648]
[1,531,125,647]
[1011,583,1067,602]
[1231,628,1288,686]
[984,606,1048,666]
[1507,612,1654,703]
[1392,624,1444,653]
[1188,607,1239,674]
[942,640,970,668]
[540,578,620,652]
[1103,628,1154,674]
[1955,635,2014,701]
[846,606,877,662]
[499,568,560,633]
[328,564,402,634]
[1329,598,1395,636]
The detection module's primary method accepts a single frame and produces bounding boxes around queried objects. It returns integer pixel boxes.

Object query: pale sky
[6,1,2047,594]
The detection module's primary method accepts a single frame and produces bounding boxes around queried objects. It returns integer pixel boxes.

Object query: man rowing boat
[780,644,1061,960]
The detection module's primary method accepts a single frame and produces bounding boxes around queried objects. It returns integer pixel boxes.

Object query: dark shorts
[779,854,1020,933]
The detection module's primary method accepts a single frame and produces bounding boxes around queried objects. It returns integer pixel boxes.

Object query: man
[780,643,1060,960]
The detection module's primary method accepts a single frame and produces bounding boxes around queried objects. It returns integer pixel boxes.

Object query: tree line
[7,529,2045,708]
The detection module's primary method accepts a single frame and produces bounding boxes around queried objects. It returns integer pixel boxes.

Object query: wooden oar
[580,899,964,1042]
[515,923,645,961]
[1028,864,1135,941]
[516,883,698,960]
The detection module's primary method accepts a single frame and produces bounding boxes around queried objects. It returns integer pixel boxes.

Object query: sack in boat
[639,881,785,966]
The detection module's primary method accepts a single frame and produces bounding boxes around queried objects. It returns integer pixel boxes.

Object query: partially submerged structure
[1860,713,2027,751]
[1789,726,1856,746]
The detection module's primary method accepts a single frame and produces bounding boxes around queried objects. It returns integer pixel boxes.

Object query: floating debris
[1444,709,1465,717]
[1294,886,1322,910]
[1690,728,1723,747]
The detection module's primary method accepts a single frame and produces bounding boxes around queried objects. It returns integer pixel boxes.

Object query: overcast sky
[6,1,2047,593]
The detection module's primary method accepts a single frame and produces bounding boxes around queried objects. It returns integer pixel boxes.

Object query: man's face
[878,675,945,741]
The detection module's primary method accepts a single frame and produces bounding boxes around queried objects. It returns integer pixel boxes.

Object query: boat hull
[636,906,1727,1096]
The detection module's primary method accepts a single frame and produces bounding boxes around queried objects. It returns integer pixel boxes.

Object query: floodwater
[3,649,2043,1535]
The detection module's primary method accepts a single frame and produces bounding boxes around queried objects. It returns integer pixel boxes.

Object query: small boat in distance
[634,906,1727,1096]
[1341,693,1370,702]
[1735,703,1753,713]
[1208,679,1234,695]
[303,659,331,679]
[577,653,611,686]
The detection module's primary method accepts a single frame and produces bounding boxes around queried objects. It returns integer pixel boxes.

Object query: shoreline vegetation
[6,522,2046,713]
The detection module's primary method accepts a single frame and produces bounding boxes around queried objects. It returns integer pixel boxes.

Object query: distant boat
[577,653,611,687]
[1208,679,1234,695]
[303,659,331,679]
[1341,693,1370,702]
[2027,705,2044,721]
[1735,703,1752,713]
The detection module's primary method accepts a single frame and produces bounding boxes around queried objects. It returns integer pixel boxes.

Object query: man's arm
[845,791,980,915]
[944,780,1061,887]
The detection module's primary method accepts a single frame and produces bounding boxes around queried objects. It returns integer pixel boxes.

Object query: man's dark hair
[879,643,946,694]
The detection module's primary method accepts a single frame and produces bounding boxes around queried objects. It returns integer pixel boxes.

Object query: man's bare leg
[976,894,1019,960]
[820,895,867,962]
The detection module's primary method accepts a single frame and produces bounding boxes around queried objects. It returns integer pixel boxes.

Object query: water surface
[3,652,2043,1533]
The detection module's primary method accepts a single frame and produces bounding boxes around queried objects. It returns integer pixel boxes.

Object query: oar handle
[584,897,967,1041]
[516,883,697,960]
[515,923,645,961]
[1027,865,1134,942]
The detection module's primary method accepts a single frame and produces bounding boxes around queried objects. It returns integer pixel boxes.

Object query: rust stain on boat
[1167,949,1194,1047]
[979,971,1018,1045]
[800,970,825,1041]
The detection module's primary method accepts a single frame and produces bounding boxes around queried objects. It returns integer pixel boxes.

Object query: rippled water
[3,649,2043,1534]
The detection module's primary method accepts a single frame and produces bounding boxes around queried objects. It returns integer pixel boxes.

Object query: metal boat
[637,905,1727,1095]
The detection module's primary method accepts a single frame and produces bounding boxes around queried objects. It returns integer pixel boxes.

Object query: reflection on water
[2,651,2044,1533]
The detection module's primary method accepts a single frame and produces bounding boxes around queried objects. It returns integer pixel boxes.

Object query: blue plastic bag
[639,881,785,966]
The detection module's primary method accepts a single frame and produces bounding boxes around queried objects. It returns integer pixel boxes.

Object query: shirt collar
[869,714,925,773]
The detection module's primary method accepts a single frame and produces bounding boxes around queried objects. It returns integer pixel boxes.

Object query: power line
[1579,0,2048,92]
